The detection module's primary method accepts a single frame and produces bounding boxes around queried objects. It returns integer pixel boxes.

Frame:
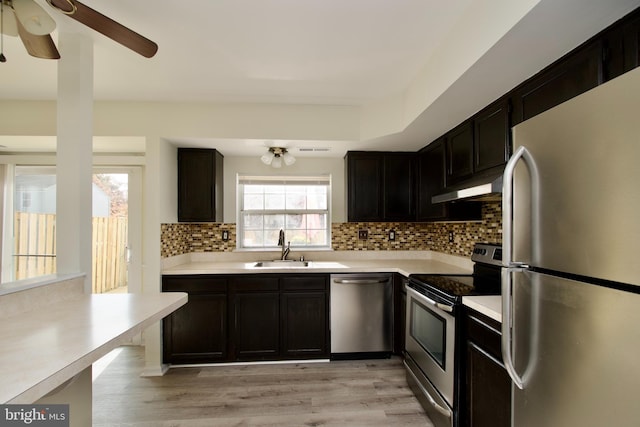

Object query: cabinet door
[346,152,383,221]
[383,153,415,221]
[162,276,228,364]
[163,293,228,363]
[230,276,280,361]
[233,292,280,361]
[473,100,510,174]
[602,12,640,82]
[281,291,328,358]
[280,275,329,359]
[512,40,602,124]
[445,122,474,185]
[178,148,224,222]
[466,342,511,427]
[416,139,447,221]
[462,309,511,427]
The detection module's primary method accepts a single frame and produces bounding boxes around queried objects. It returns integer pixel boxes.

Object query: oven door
[405,285,456,408]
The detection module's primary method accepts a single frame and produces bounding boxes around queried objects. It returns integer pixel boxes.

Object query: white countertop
[463,295,502,323]
[162,250,474,277]
[0,292,187,404]
[162,259,473,277]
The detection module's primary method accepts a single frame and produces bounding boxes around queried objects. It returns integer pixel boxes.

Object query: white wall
[223,156,346,223]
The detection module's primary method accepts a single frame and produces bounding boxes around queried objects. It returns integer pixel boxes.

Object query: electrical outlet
[389,230,396,241]
[448,231,454,243]
[358,229,368,240]
[222,230,229,241]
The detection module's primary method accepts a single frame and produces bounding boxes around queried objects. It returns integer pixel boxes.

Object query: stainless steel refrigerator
[501,66,640,426]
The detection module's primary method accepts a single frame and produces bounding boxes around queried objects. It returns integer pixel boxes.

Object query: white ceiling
[1,0,640,156]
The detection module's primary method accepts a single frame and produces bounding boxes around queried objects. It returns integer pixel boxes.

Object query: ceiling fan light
[261,150,275,165]
[271,156,283,168]
[12,0,56,36]
[283,151,296,166]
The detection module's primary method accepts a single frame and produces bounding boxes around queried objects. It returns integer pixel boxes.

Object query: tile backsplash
[161,201,502,258]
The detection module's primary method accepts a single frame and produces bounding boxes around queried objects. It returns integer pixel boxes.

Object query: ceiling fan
[0,0,157,62]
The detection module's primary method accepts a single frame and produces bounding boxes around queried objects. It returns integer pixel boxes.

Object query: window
[11,166,57,282]
[238,175,330,249]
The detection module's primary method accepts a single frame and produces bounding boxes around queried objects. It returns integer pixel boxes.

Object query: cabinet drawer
[230,276,279,292]
[465,309,502,362]
[162,275,227,293]
[281,275,328,291]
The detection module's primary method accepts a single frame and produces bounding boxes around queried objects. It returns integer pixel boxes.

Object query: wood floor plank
[93,346,434,426]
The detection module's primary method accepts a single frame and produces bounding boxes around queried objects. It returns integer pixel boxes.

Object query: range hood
[432,172,503,203]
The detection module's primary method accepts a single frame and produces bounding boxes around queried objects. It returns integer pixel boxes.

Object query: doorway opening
[92,173,129,294]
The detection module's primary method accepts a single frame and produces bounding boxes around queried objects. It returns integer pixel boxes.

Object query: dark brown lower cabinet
[233,291,280,360]
[162,276,228,364]
[163,274,329,364]
[281,291,328,358]
[462,307,511,427]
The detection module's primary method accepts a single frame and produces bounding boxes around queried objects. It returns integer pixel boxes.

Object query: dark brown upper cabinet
[511,39,603,125]
[473,99,511,175]
[601,12,640,82]
[416,138,447,221]
[178,148,224,222]
[346,151,415,222]
[445,121,474,186]
[416,138,482,222]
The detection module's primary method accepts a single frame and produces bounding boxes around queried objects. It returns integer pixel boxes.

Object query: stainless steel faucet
[278,229,290,260]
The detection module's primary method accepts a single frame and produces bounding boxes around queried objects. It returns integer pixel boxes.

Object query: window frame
[236,174,331,251]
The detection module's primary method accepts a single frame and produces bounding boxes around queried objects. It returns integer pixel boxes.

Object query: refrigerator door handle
[502,145,539,390]
[501,266,526,389]
[502,145,539,268]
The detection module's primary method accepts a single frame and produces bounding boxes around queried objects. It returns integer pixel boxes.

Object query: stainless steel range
[404,243,502,427]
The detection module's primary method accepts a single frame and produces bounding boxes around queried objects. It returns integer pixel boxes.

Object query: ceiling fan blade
[1,4,19,36]
[47,0,158,58]
[15,15,60,59]
[12,0,56,36]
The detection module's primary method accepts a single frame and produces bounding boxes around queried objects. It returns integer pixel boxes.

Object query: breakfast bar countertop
[0,292,187,404]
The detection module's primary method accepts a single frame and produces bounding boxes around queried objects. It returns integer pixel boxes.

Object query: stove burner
[409,243,502,304]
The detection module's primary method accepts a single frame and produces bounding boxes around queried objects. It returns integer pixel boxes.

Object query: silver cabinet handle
[332,279,388,284]
[404,361,452,419]
[406,286,454,313]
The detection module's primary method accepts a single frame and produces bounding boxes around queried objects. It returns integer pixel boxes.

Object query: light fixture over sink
[260,147,296,168]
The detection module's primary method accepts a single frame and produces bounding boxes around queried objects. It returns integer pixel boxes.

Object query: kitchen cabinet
[162,275,228,364]
[163,273,329,364]
[445,122,474,185]
[177,148,224,222]
[602,11,640,82]
[416,138,447,220]
[346,151,415,222]
[461,307,511,427]
[511,40,603,124]
[416,139,482,222]
[473,99,510,175]
[393,273,407,356]
[281,275,329,359]
[230,276,280,361]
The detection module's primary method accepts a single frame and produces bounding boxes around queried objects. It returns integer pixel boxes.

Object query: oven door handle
[404,360,453,419]
[406,285,454,313]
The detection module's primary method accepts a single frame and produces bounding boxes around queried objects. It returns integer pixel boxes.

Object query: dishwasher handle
[332,278,389,285]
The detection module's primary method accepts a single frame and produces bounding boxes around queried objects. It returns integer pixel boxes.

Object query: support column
[56,33,93,293]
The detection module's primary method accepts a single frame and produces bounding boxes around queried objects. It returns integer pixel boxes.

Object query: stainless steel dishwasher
[330,273,393,358]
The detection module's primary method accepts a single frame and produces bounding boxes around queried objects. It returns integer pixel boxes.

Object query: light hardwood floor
[93,346,434,426]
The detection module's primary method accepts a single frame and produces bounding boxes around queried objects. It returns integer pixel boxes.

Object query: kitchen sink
[254,260,310,268]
